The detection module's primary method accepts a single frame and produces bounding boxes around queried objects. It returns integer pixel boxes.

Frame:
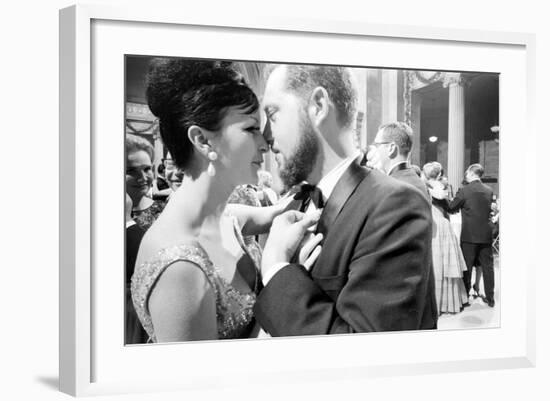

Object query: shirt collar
[316,152,360,202]
[387,160,408,176]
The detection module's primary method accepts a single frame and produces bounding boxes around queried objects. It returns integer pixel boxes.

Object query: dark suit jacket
[390,165,430,201]
[126,223,145,285]
[254,159,437,336]
[448,180,493,244]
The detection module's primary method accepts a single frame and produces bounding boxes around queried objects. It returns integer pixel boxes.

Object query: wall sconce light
[429,136,438,143]
[490,125,500,143]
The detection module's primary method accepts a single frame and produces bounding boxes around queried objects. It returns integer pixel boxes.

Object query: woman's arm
[226,194,301,236]
[148,261,217,342]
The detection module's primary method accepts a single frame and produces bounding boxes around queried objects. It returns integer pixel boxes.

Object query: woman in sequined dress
[125,134,166,232]
[131,59,317,343]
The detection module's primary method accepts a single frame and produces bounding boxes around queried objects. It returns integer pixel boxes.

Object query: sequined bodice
[131,233,259,341]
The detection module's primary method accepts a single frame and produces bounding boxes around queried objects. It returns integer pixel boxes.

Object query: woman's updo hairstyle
[423,161,443,180]
[146,58,259,171]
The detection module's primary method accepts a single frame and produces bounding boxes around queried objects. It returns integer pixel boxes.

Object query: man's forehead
[374,129,385,140]
[264,66,288,98]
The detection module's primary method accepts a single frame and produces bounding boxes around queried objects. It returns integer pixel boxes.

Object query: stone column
[410,90,422,166]
[445,74,466,194]
[381,69,398,124]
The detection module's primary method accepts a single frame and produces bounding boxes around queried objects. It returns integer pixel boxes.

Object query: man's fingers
[303,245,322,271]
[300,233,323,259]
[298,233,323,267]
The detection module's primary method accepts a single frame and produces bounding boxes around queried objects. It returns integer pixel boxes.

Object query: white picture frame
[59,3,536,397]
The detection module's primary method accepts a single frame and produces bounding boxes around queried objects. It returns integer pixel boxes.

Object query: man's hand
[296,231,323,271]
[428,186,447,200]
[261,210,321,277]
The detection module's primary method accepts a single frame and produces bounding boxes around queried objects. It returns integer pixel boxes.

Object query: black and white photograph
[124,56,500,344]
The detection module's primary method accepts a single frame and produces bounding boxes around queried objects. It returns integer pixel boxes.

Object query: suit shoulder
[481,182,493,193]
[360,168,428,205]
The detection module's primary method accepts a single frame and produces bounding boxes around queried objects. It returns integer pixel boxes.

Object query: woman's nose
[258,134,269,153]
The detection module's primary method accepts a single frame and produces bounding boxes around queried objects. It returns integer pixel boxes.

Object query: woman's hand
[274,189,302,214]
[428,181,448,200]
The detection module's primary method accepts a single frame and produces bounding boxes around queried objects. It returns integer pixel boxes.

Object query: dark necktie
[294,183,324,211]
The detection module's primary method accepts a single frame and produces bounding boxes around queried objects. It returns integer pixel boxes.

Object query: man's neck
[308,129,357,184]
[387,158,408,175]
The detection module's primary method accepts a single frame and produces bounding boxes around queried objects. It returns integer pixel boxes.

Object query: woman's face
[126,150,154,200]
[213,107,268,186]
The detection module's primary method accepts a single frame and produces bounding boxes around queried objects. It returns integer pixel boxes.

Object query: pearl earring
[207,151,218,177]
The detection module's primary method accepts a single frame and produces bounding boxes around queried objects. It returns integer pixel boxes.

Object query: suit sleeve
[448,187,465,213]
[254,185,433,336]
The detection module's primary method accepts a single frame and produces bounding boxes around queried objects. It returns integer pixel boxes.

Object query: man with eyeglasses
[365,122,430,200]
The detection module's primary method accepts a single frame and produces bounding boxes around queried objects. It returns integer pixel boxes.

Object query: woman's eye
[246,127,261,135]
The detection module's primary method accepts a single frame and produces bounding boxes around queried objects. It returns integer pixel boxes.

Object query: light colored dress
[429,181,469,314]
[131,215,260,342]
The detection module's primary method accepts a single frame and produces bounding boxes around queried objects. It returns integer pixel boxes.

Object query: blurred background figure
[125,134,166,231]
[125,193,147,344]
[256,170,279,206]
[448,164,495,307]
[227,184,263,262]
[423,161,469,315]
[411,164,422,178]
[166,168,184,193]
[366,122,429,199]
[152,162,171,201]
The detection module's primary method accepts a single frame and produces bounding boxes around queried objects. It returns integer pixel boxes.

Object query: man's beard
[278,111,319,189]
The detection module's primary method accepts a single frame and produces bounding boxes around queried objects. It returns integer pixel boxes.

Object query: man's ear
[187,125,212,157]
[388,142,399,159]
[308,86,330,127]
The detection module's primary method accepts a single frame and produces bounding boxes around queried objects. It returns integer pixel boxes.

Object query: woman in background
[125,134,166,231]
[423,162,469,314]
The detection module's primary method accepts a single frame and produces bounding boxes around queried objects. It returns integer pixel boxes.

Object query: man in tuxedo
[255,64,437,336]
[365,121,430,200]
[449,164,495,307]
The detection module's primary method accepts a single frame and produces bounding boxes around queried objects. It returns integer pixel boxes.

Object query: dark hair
[378,122,413,156]
[157,163,165,175]
[282,65,356,128]
[126,133,154,161]
[146,58,259,170]
[467,163,484,178]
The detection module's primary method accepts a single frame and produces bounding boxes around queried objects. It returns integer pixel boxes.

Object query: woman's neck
[165,170,235,236]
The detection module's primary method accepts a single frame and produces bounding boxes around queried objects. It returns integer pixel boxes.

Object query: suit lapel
[316,156,369,238]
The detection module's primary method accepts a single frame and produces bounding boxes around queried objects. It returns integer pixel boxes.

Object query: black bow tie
[293,183,324,210]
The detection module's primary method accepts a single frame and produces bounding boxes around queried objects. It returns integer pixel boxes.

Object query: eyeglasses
[370,141,392,148]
